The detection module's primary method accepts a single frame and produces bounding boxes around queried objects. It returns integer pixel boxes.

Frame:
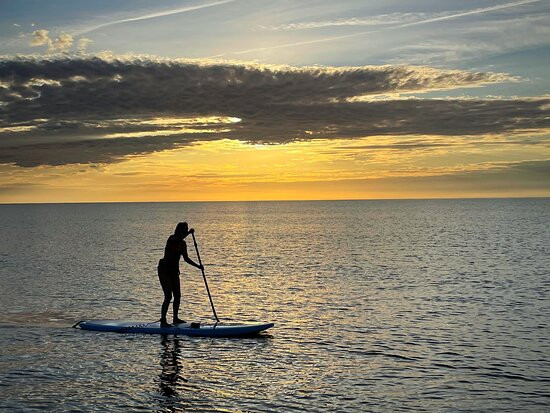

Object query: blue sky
[1,0,549,96]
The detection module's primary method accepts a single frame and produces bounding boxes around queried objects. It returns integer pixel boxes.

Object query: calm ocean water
[0,199,549,412]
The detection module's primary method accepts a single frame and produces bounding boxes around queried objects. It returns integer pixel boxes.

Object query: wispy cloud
[387,12,550,64]
[0,56,547,167]
[220,0,541,57]
[390,0,540,29]
[77,0,237,35]
[260,13,436,31]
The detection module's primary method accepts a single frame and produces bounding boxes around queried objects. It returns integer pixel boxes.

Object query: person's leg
[171,275,185,324]
[158,263,173,327]
[161,292,172,325]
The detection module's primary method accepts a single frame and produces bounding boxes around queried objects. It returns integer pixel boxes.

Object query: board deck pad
[77,320,274,337]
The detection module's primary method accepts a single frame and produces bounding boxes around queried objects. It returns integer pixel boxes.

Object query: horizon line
[1,195,549,206]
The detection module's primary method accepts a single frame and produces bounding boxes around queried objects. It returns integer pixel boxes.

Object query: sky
[0,0,549,202]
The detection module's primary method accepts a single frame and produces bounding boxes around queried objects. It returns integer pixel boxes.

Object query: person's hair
[174,222,188,236]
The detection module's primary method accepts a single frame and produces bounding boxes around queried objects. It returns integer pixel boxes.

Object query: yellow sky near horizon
[2,131,549,203]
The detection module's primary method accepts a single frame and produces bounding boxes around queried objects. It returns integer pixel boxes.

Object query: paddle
[191,232,220,322]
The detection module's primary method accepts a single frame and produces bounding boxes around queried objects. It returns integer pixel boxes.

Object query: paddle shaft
[191,232,220,322]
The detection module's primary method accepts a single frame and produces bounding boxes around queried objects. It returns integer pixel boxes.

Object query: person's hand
[198,264,204,271]
[188,228,195,234]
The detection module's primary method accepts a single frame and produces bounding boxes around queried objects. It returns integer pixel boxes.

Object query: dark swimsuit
[158,235,186,298]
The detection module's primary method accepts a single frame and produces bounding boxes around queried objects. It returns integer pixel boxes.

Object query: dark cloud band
[0,55,547,167]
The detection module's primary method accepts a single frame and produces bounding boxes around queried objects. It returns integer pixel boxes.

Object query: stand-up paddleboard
[75,320,274,337]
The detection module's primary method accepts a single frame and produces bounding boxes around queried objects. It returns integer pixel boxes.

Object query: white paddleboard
[76,320,274,337]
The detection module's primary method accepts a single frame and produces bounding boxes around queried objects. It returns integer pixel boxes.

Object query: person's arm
[181,241,203,270]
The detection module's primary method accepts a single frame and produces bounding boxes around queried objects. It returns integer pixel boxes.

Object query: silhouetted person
[158,222,203,327]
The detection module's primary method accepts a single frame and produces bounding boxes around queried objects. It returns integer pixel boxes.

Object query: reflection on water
[159,336,186,398]
[154,334,273,413]
[158,336,187,412]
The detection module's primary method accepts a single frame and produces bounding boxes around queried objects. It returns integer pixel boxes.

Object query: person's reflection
[158,335,187,400]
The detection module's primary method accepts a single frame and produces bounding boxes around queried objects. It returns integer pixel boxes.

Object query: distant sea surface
[1,199,549,412]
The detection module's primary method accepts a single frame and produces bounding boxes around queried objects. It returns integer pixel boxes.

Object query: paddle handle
[192,232,220,322]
